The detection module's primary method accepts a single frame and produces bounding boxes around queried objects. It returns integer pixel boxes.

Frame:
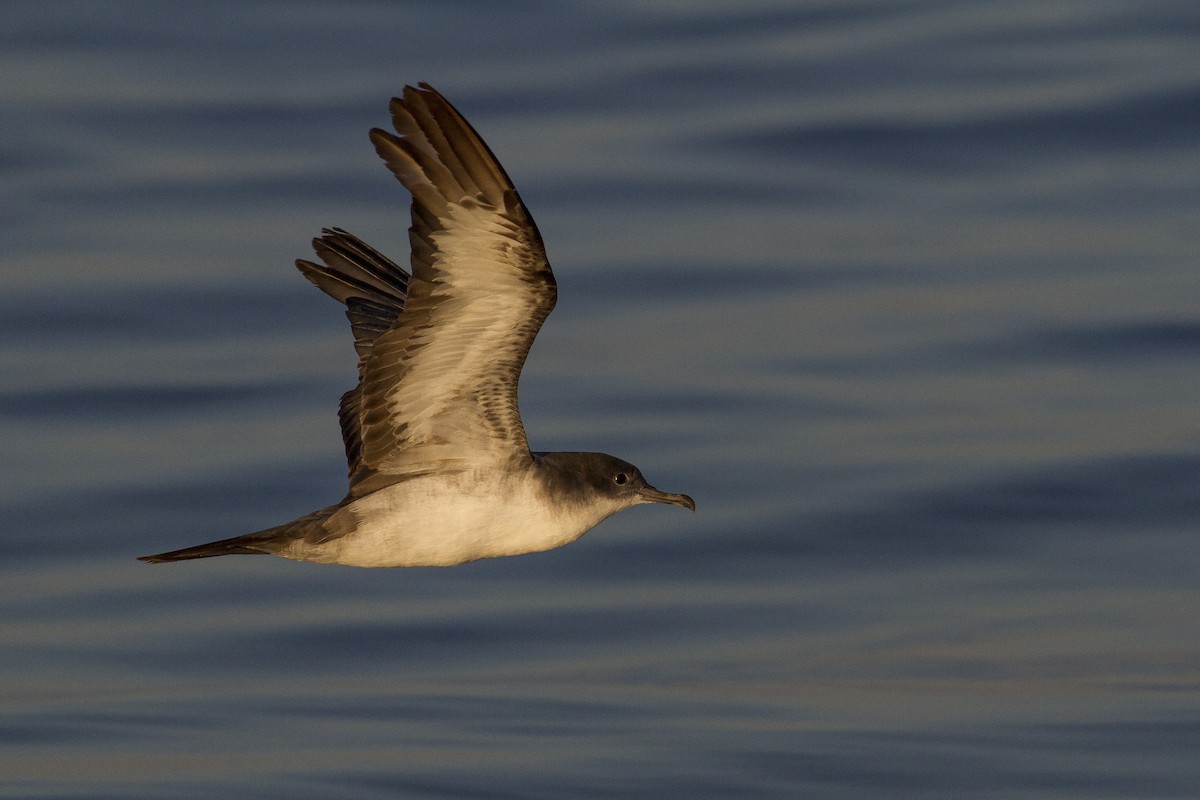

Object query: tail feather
[137,535,272,563]
[137,506,338,564]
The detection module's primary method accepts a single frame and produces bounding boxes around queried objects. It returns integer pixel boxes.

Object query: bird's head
[535,451,695,514]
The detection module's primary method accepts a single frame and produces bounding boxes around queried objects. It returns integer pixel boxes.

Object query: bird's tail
[137,506,338,564]
[137,534,273,563]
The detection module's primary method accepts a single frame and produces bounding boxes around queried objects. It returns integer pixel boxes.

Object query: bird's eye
[614,473,628,486]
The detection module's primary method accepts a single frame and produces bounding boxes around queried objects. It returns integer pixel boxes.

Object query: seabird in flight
[139,83,693,567]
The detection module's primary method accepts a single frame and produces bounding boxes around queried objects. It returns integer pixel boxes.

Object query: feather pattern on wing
[296,228,410,478]
[300,83,556,496]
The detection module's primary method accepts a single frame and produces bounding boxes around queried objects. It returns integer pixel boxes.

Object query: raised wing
[296,228,409,479]
[313,83,556,496]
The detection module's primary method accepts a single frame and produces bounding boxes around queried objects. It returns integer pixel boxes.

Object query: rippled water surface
[3,2,1198,797]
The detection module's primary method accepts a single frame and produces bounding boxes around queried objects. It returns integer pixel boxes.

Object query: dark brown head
[534,451,695,514]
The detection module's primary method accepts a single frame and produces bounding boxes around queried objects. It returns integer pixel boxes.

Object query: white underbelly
[305,473,596,567]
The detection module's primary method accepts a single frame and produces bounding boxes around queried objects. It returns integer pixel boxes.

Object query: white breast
[296,469,607,567]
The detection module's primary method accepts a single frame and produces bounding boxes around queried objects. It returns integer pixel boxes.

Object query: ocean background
[2,1,1198,797]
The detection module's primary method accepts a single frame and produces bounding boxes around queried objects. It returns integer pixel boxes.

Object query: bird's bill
[638,486,696,511]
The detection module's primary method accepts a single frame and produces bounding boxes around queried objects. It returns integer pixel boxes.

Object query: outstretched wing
[303,83,556,497]
[296,228,410,479]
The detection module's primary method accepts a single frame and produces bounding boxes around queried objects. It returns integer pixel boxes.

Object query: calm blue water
[2,1,1198,797]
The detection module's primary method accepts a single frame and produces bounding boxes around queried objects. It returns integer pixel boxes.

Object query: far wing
[296,227,409,478]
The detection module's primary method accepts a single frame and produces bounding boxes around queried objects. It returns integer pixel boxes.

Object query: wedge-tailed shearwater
[138,83,694,567]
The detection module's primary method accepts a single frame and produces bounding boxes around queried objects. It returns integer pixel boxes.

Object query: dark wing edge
[369,83,554,302]
[295,227,410,478]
